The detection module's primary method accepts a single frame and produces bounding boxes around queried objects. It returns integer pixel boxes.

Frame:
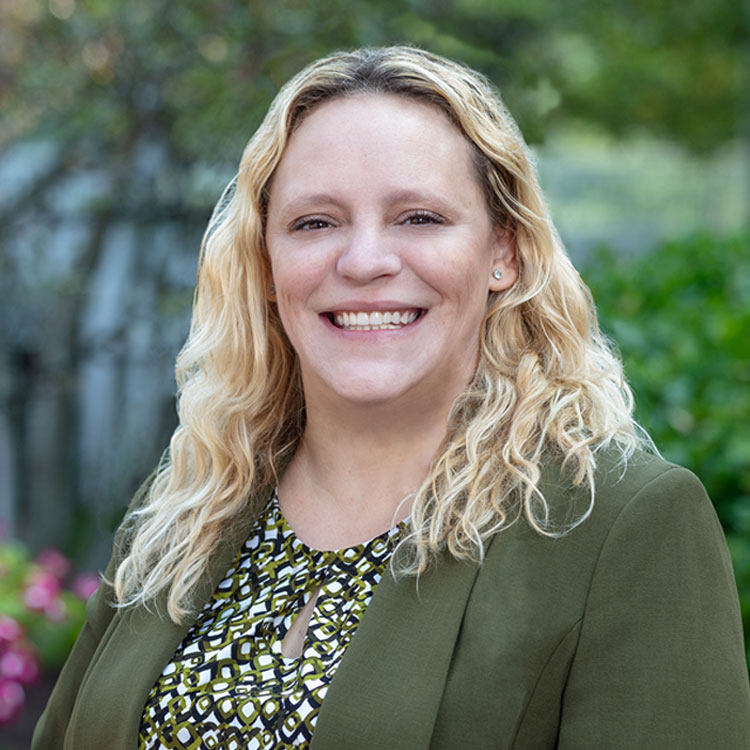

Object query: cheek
[437,245,493,303]
[268,237,333,285]
[444,261,493,336]
[269,258,329,343]
[268,250,307,301]
[274,285,311,333]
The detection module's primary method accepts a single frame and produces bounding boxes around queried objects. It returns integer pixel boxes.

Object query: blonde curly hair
[114,46,643,622]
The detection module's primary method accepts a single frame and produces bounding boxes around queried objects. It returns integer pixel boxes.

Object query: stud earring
[492,269,503,280]
[269,284,276,295]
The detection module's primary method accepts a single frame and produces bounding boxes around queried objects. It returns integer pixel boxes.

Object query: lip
[321,300,426,314]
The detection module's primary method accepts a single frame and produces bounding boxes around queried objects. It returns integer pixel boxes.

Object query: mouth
[324,309,424,331]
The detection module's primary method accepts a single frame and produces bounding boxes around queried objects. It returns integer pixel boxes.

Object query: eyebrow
[278,188,455,216]
[279,193,345,214]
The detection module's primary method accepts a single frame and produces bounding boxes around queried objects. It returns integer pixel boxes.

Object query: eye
[290,216,335,231]
[401,210,444,226]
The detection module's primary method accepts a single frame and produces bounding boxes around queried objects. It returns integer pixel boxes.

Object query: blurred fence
[0,136,212,565]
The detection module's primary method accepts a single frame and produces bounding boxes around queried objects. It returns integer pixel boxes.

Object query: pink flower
[43,597,67,622]
[0,617,23,646]
[0,678,25,725]
[35,548,71,582]
[72,572,100,601]
[24,569,61,613]
[0,644,40,685]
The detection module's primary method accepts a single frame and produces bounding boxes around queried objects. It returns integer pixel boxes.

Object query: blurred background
[1,0,748,741]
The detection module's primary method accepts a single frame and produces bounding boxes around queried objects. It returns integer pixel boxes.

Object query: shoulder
[478,449,731,614]
[539,448,718,545]
[553,453,750,747]
[594,448,707,509]
[577,451,736,600]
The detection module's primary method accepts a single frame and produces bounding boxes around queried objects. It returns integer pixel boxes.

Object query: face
[264,93,516,412]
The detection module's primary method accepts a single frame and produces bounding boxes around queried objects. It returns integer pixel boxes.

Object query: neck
[278,389,459,549]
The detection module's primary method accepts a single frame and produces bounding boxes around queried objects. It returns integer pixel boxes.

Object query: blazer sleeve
[557,466,750,749]
[31,472,155,750]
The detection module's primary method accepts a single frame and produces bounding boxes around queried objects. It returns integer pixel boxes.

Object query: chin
[330,382,414,408]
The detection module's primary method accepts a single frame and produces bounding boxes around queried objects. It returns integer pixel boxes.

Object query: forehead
[269,93,479,203]
[291,91,463,139]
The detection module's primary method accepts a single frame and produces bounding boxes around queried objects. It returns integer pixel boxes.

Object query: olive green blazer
[33,452,750,749]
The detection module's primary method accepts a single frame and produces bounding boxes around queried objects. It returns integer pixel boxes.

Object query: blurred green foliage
[0,544,89,671]
[583,232,750,664]
[1,0,745,166]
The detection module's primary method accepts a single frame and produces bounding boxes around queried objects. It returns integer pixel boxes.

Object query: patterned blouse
[138,490,404,749]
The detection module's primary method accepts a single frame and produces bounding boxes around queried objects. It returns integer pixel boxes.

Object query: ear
[488,227,518,292]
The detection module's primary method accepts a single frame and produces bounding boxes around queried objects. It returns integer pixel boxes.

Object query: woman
[33,46,750,749]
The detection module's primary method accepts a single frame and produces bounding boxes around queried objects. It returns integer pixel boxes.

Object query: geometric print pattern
[138,489,404,749]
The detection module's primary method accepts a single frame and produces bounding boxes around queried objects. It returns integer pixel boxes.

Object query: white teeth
[331,310,421,330]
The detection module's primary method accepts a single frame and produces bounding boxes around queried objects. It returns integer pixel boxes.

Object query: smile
[330,309,422,331]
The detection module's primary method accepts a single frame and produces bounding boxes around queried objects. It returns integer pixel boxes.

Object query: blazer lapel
[311,554,481,750]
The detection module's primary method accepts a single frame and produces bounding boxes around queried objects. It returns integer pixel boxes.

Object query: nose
[335,225,402,283]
